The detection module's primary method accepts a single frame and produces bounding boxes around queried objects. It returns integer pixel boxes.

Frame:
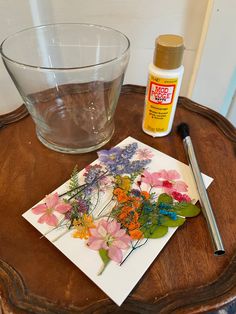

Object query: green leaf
[68,165,79,197]
[173,202,201,217]
[98,249,110,275]
[160,215,186,227]
[143,225,168,238]
[157,193,173,205]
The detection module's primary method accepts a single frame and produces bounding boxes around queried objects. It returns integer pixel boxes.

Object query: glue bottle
[142,34,184,137]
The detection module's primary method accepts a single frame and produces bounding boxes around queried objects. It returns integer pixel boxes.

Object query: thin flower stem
[93,214,110,220]
[67,171,108,201]
[68,185,89,201]
[149,186,154,194]
[40,227,56,239]
[97,198,114,217]
[89,183,100,214]
[40,218,67,239]
[59,184,86,197]
[119,249,134,266]
[133,238,148,249]
[60,170,108,199]
[120,240,140,265]
[97,262,110,276]
[120,238,149,266]
[106,201,117,221]
[51,228,71,243]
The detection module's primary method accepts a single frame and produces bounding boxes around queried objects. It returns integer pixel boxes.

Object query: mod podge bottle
[142,34,184,137]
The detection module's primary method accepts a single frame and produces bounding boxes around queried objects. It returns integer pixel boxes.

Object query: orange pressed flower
[118,206,132,220]
[113,188,129,203]
[129,210,139,221]
[132,198,141,209]
[118,212,126,220]
[118,205,140,230]
[118,194,129,203]
[129,229,143,240]
[113,187,123,195]
[141,191,150,200]
[127,220,140,230]
[119,209,128,220]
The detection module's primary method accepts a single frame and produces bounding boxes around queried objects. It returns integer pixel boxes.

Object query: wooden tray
[0,85,235,313]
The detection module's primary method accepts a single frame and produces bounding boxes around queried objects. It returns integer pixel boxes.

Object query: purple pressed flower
[84,164,104,184]
[83,185,94,197]
[64,209,72,220]
[64,197,89,220]
[120,143,138,159]
[109,163,127,175]
[125,159,151,174]
[97,147,122,165]
[130,189,141,197]
[77,197,89,213]
[98,143,151,176]
[105,158,151,176]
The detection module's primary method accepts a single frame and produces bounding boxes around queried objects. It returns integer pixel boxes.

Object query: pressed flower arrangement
[31,142,201,275]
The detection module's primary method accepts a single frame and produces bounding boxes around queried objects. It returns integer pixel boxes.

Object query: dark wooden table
[0,85,236,314]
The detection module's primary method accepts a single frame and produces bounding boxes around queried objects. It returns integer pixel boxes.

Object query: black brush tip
[177,123,190,139]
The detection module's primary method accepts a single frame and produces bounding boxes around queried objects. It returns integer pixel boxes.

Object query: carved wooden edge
[178,97,236,143]
[0,252,236,314]
[121,84,236,143]
[0,104,28,125]
[0,84,235,313]
[0,258,112,314]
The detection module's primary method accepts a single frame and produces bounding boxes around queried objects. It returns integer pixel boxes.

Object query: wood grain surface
[0,85,235,314]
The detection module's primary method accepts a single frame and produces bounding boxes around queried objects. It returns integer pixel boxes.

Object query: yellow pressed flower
[72,214,95,239]
[115,175,131,192]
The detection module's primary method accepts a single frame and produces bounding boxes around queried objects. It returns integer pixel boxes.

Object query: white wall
[0,0,33,114]
[0,0,208,114]
[190,0,236,126]
[43,0,208,94]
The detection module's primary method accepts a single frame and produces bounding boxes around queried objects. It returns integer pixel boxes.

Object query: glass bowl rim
[0,22,130,71]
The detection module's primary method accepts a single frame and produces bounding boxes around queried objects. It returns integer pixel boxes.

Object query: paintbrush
[177,122,225,255]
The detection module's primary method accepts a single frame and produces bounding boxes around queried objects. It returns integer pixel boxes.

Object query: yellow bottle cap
[153,34,184,69]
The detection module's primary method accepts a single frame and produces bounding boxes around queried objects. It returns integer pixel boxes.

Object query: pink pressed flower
[157,169,181,180]
[32,193,72,226]
[162,180,188,194]
[173,181,188,192]
[136,148,154,160]
[162,180,173,188]
[141,170,162,187]
[152,169,188,194]
[100,175,113,192]
[87,219,131,263]
[182,194,191,203]
[141,169,189,196]
[172,191,191,203]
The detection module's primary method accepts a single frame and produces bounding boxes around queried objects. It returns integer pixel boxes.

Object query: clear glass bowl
[0,23,130,153]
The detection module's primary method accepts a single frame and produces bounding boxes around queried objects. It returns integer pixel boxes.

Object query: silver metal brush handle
[183,136,225,255]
